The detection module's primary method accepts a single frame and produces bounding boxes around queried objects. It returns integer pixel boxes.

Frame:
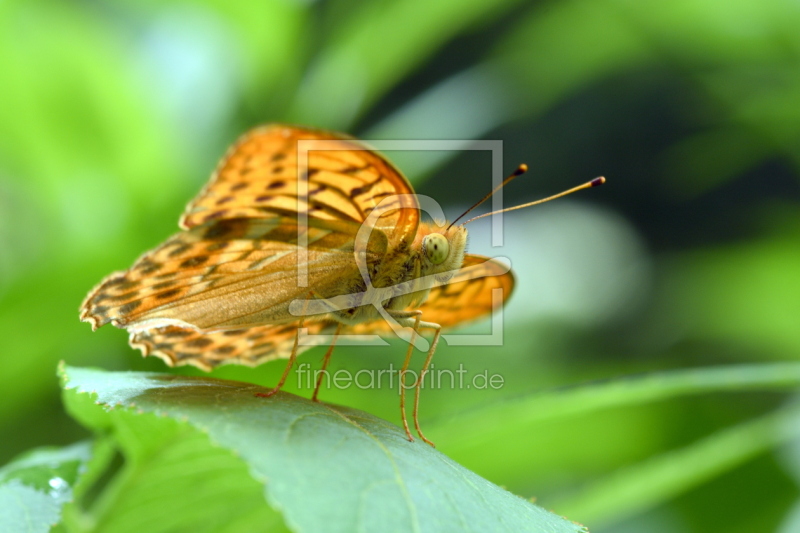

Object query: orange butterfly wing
[125,254,514,370]
[343,254,514,334]
[180,124,419,251]
[80,125,419,349]
[80,219,365,331]
[416,254,514,329]
[129,320,338,370]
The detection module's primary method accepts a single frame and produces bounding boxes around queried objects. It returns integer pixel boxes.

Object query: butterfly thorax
[331,222,467,325]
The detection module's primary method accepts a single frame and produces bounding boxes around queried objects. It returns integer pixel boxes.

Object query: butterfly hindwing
[417,254,514,329]
[129,320,337,370]
[343,254,514,334]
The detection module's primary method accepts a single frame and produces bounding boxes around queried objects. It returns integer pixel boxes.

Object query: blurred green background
[2,0,800,531]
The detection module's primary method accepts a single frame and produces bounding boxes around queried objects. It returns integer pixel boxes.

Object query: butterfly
[80,124,603,445]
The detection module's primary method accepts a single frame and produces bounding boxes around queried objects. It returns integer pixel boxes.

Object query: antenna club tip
[514,164,528,175]
[590,176,606,187]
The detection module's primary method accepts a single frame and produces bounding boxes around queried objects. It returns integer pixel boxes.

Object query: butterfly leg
[412,320,442,447]
[256,293,313,398]
[254,321,303,398]
[393,311,423,442]
[312,323,342,402]
[390,310,442,446]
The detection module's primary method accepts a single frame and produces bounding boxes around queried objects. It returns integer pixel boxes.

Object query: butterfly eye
[423,233,449,265]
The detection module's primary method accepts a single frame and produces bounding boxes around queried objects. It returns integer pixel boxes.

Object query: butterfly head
[420,223,467,281]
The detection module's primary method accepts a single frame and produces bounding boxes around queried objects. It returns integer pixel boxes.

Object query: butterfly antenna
[447,164,528,230]
[462,176,606,226]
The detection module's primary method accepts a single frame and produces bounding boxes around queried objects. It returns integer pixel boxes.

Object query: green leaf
[432,362,800,453]
[552,403,800,527]
[0,441,93,533]
[60,363,585,533]
[425,363,800,511]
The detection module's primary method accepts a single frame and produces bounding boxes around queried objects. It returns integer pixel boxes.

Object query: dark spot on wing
[215,345,236,354]
[168,244,192,257]
[204,219,244,239]
[156,288,182,300]
[342,166,366,175]
[204,210,228,222]
[206,241,229,252]
[92,292,110,303]
[252,342,274,352]
[187,337,213,348]
[139,261,163,274]
[107,279,139,290]
[119,300,143,314]
[349,176,384,198]
[180,255,209,268]
[110,290,140,301]
[163,329,193,338]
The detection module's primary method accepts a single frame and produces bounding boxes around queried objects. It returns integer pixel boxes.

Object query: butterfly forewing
[81,125,425,338]
[180,125,419,251]
[79,216,380,332]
